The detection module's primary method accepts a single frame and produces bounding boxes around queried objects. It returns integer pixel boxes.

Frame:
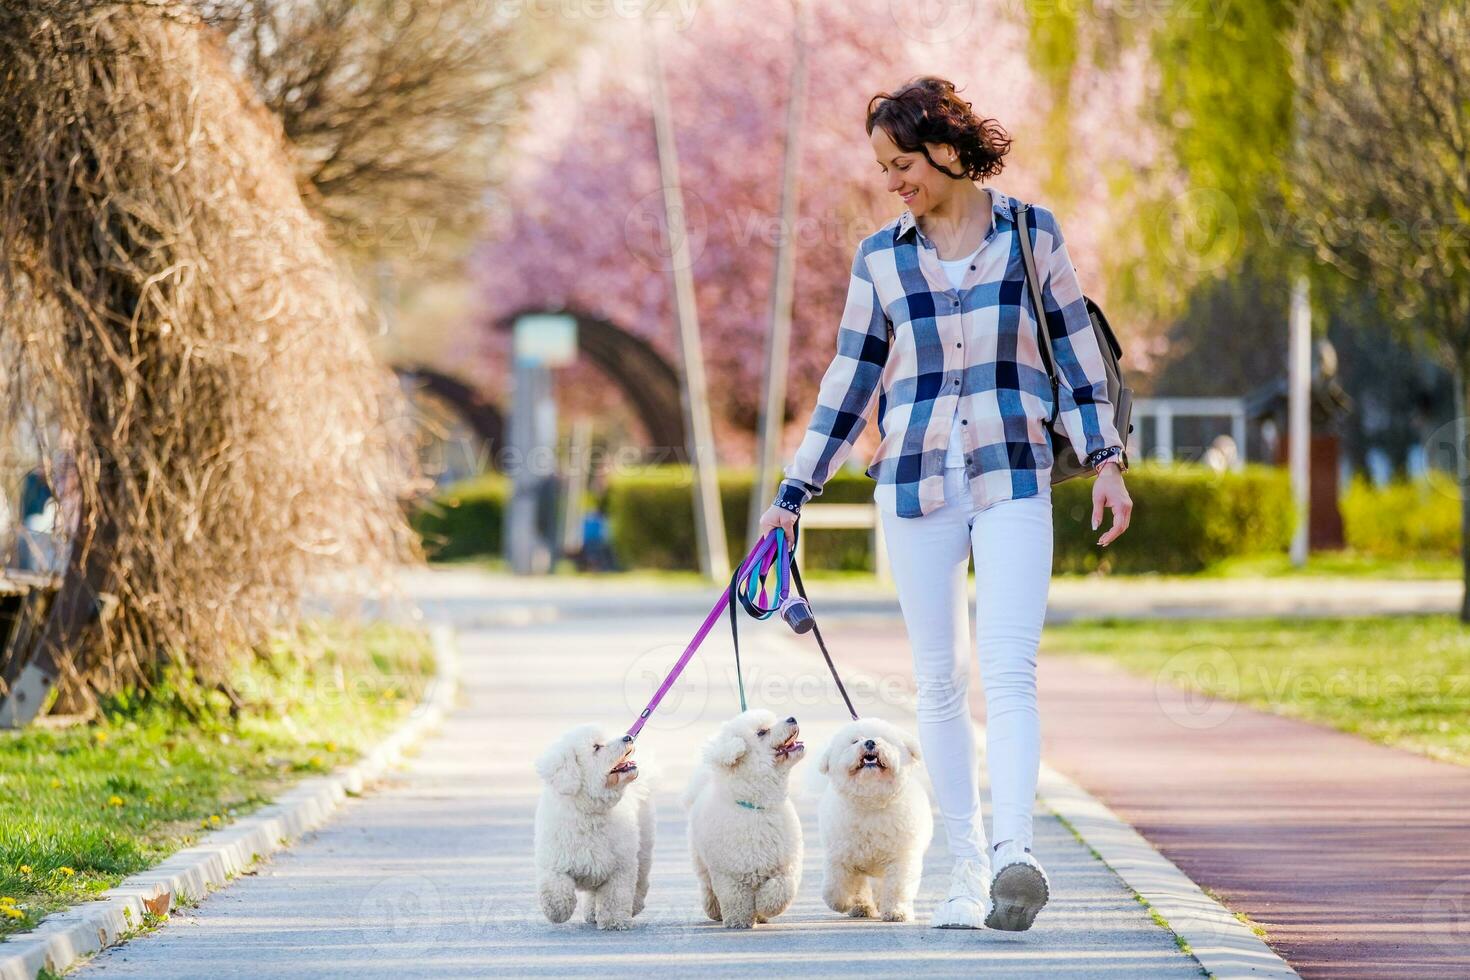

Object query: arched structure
[394,364,506,449]
[497,309,686,455]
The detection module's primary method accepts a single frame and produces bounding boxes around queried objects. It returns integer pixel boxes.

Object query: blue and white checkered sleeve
[775,244,890,511]
[1040,214,1124,468]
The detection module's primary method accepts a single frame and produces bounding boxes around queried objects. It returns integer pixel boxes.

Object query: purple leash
[626,524,859,738]
[625,532,779,739]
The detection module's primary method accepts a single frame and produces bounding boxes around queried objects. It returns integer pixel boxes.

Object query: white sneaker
[929,857,991,929]
[986,841,1050,932]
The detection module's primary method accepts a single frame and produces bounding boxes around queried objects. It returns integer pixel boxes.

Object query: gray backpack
[1015,203,1134,484]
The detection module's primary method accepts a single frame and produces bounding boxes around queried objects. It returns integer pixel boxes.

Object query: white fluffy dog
[534,725,653,930]
[817,718,932,922]
[685,709,806,928]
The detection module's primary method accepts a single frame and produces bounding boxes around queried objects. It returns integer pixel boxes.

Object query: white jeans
[875,465,1053,861]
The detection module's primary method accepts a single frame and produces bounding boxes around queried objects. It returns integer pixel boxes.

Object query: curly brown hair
[865,76,1012,182]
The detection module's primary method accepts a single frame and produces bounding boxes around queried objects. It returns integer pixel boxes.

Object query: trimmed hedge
[405,466,1470,569]
[411,473,508,561]
[1341,474,1459,559]
[606,462,1295,575]
[1050,462,1293,573]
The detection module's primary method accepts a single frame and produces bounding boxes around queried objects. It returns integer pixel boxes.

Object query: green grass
[0,619,433,938]
[1043,614,1470,766]
[1129,550,1459,580]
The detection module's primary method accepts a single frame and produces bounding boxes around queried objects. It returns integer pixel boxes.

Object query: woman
[758,76,1132,932]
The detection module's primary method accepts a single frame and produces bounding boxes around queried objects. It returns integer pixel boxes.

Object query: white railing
[794,502,889,583]
[1130,397,1248,469]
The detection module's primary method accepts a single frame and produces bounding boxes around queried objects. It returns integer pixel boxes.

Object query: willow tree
[0,1,419,719]
[1017,0,1303,332]
[1287,0,1470,617]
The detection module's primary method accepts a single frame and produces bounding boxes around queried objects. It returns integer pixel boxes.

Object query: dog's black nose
[621,734,633,743]
[864,739,876,751]
[785,716,797,725]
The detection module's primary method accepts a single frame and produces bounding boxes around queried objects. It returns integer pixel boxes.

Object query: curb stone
[0,624,459,980]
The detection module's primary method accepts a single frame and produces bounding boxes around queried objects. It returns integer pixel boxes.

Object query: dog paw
[881,905,913,922]
[848,903,875,919]
[597,918,634,931]
[539,881,577,924]
[542,902,576,924]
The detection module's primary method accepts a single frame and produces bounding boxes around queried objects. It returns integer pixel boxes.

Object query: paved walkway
[833,620,1470,979]
[84,586,1207,977]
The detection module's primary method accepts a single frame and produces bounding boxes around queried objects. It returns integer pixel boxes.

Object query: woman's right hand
[758,502,798,538]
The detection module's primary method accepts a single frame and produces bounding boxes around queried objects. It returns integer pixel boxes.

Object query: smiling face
[820,719,922,805]
[535,724,638,808]
[703,709,806,794]
[870,124,962,219]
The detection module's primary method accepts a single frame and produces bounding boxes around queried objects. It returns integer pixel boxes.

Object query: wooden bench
[793,503,889,583]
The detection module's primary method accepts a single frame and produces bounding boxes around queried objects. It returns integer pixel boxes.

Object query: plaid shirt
[776,186,1125,519]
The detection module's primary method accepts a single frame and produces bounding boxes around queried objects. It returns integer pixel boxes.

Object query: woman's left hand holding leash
[1091,461,1131,547]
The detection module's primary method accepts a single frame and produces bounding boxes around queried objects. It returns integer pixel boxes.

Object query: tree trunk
[1459,363,1470,624]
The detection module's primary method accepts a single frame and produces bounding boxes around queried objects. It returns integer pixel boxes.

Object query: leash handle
[739,528,788,619]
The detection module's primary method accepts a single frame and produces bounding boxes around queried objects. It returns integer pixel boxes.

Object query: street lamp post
[507,313,577,575]
[748,0,810,547]
[644,19,729,581]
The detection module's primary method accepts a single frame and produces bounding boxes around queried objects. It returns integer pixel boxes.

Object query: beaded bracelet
[774,480,812,515]
[1087,446,1125,471]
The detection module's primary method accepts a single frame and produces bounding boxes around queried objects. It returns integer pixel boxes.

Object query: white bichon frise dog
[534,725,653,930]
[817,718,932,922]
[684,709,806,929]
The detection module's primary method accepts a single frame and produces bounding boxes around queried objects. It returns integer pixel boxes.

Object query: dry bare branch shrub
[200,0,567,273]
[0,1,422,707]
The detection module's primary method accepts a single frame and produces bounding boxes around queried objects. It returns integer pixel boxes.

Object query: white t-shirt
[938,245,980,467]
